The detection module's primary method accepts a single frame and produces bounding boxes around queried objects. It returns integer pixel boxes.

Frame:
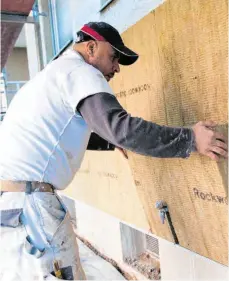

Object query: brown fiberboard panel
[64,150,150,230]
[63,0,228,265]
[109,0,228,265]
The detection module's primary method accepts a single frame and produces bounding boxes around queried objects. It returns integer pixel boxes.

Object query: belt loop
[25,182,32,194]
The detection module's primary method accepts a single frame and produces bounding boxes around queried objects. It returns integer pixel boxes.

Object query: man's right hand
[192,121,228,161]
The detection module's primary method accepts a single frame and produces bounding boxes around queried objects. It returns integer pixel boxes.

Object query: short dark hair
[75,31,95,43]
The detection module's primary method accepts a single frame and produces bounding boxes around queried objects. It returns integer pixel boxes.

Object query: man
[0,22,227,280]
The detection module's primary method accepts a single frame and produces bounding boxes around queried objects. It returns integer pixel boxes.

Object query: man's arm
[78,93,195,158]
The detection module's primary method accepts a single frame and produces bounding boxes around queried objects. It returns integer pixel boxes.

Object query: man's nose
[113,59,120,73]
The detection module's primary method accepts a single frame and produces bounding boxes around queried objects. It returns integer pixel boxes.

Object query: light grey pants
[0,191,86,281]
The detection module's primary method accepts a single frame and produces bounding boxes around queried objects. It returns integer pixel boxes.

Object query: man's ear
[87,41,97,57]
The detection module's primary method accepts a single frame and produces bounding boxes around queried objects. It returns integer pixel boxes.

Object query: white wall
[5,48,29,105]
[159,239,228,280]
[14,27,26,48]
[61,195,123,263]
[38,0,54,66]
[38,0,165,65]
[61,195,154,280]
[5,48,29,81]
[25,22,43,78]
[70,0,165,38]
[61,195,228,281]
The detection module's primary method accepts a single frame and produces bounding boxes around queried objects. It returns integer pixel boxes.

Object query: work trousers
[0,191,86,280]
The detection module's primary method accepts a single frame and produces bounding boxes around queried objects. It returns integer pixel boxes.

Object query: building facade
[4,0,228,280]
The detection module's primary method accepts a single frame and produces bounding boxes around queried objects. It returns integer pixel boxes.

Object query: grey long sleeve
[77,92,195,158]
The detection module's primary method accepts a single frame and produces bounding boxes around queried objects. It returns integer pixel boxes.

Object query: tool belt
[0,180,54,193]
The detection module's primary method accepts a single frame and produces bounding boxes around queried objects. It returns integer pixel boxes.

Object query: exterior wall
[60,195,152,280]
[5,48,29,81]
[61,195,228,281]
[159,239,228,280]
[40,0,228,279]
[39,0,165,62]
[69,0,165,35]
[64,150,150,231]
[25,21,43,78]
[4,48,29,105]
[38,0,54,66]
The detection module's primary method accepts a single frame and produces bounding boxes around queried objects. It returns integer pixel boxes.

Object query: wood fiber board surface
[64,0,228,265]
[109,0,228,265]
[64,150,150,230]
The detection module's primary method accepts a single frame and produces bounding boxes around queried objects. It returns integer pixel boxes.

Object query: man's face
[88,41,120,81]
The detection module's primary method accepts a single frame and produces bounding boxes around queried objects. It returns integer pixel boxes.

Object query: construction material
[64,0,228,266]
[64,150,150,230]
[109,0,228,265]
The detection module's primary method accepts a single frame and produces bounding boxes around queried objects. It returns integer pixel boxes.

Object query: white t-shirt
[0,50,114,189]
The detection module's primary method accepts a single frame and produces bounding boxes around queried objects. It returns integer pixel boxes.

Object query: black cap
[77,22,139,66]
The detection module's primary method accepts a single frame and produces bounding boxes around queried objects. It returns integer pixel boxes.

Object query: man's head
[73,22,138,82]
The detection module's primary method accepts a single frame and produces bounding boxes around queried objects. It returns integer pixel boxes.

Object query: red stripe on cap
[81,25,105,41]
